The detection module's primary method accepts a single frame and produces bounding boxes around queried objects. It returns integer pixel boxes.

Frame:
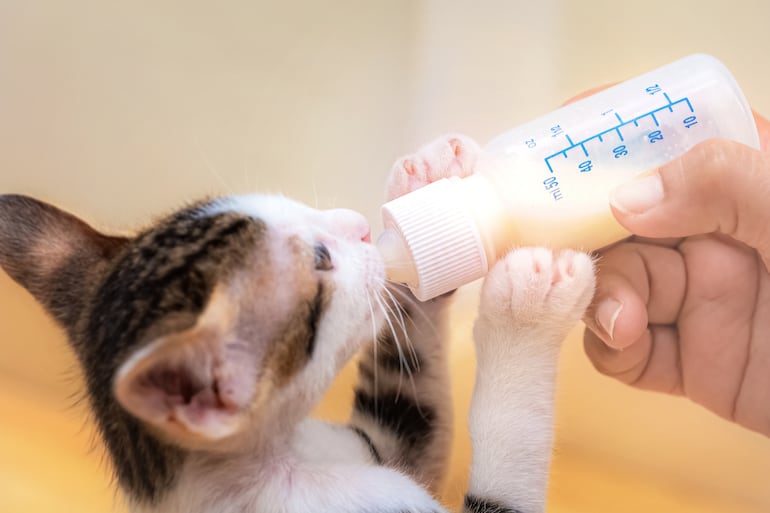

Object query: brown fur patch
[261,235,332,387]
[266,292,318,386]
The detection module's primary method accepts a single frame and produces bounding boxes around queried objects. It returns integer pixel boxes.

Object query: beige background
[1,1,770,512]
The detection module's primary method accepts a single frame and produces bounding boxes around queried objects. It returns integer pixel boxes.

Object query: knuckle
[680,140,764,237]
[682,139,735,190]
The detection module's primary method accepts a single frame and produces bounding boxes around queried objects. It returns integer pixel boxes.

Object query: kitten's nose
[325,208,371,242]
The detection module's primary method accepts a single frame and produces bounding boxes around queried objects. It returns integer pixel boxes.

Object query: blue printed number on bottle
[578,160,593,173]
[648,130,664,143]
[612,145,628,158]
[543,176,563,201]
[646,84,662,95]
[683,115,698,128]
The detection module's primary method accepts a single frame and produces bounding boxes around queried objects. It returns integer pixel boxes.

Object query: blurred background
[1,1,769,512]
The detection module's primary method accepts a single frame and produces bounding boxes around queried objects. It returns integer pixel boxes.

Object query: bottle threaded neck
[380,177,489,301]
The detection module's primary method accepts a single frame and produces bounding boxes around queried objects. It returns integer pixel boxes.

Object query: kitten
[0,135,594,513]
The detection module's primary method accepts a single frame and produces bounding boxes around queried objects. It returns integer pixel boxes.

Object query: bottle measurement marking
[544,93,694,173]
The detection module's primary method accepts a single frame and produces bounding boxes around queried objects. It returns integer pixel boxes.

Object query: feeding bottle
[377,54,759,301]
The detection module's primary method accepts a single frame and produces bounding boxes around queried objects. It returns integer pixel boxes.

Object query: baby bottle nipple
[376,228,415,284]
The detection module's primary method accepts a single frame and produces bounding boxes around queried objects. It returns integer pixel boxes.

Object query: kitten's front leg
[466,249,595,513]
[350,135,481,493]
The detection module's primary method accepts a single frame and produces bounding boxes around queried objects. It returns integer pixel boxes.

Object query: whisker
[192,138,234,195]
[379,289,426,416]
[385,284,441,337]
[311,176,320,209]
[373,291,410,399]
[364,290,380,419]
[382,286,420,371]
[375,290,424,408]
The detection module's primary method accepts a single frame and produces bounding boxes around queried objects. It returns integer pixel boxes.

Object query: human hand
[582,111,770,437]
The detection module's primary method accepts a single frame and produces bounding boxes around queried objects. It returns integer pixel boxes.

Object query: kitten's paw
[386,134,482,201]
[479,248,595,333]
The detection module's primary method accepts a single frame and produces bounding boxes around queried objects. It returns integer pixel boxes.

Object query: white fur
[468,248,595,513]
[136,418,445,513]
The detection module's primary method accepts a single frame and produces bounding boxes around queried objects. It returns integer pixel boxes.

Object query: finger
[609,139,770,266]
[584,242,686,349]
[584,324,683,394]
[583,264,648,350]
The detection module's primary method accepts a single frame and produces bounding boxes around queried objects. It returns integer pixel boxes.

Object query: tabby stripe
[357,360,375,384]
[142,218,251,305]
[349,426,383,464]
[353,389,434,448]
[100,216,254,348]
[463,495,524,513]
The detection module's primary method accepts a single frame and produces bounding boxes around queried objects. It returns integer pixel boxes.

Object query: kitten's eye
[314,243,333,271]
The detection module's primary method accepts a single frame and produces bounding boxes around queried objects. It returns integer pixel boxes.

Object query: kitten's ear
[0,194,128,328]
[114,289,260,445]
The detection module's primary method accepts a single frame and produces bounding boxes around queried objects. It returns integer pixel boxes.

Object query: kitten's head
[0,194,385,451]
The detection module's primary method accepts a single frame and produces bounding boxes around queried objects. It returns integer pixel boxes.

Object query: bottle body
[482,53,758,251]
[379,54,759,301]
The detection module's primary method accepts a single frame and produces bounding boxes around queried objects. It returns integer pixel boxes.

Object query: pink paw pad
[401,158,418,176]
[480,248,595,328]
[386,135,483,201]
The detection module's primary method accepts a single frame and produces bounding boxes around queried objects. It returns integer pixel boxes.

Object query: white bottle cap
[378,178,489,301]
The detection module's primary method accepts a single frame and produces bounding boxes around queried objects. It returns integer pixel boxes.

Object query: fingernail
[610,174,664,214]
[595,298,623,342]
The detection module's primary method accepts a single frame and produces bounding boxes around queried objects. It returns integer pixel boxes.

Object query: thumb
[610,138,770,263]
